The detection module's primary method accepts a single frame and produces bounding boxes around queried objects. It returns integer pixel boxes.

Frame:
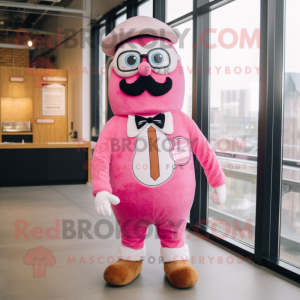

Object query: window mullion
[153,0,166,22]
[254,0,285,265]
[127,1,138,18]
[91,26,100,141]
[189,0,210,231]
[105,17,115,121]
[269,0,285,259]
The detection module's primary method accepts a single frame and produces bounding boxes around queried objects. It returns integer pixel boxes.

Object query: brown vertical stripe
[147,126,160,180]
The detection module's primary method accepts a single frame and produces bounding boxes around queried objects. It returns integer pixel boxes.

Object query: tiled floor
[0,184,299,300]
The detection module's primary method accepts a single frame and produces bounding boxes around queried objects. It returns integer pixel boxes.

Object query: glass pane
[208,0,260,247]
[116,13,126,26]
[208,157,257,246]
[280,0,300,267]
[99,26,106,134]
[166,0,193,23]
[138,0,153,17]
[173,20,193,118]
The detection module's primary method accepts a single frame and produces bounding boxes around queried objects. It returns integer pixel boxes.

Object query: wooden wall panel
[1,97,33,122]
[0,68,35,98]
[33,69,68,143]
[0,67,68,143]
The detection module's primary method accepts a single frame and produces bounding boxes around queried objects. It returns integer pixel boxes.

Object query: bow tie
[135,113,165,130]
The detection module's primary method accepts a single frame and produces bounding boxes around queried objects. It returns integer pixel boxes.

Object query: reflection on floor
[0,184,299,300]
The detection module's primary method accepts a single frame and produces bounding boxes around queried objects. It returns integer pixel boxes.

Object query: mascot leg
[103,222,147,286]
[157,223,198,288]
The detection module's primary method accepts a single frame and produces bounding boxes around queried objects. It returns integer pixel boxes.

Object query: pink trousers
[112,180,195,261]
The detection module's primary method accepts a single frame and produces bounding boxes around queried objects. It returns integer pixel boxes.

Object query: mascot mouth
[120,75,173,96]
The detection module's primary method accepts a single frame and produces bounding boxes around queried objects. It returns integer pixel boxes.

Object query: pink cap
[102,16,179,56]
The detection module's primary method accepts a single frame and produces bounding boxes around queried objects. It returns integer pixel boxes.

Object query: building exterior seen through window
[138,0,153,17]
[166,0,193,23]
[173,20,193,118]
[280,0,300,268]
[208,0,260,247]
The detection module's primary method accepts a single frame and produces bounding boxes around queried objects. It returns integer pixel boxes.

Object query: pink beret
[102,16,179,56]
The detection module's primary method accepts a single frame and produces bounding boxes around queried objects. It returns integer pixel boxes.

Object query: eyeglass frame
[116,48,172,73]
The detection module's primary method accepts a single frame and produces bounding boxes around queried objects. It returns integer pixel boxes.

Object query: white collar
[127,112,174,138]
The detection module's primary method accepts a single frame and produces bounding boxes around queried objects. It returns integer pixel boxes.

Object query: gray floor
[0,184,299,300]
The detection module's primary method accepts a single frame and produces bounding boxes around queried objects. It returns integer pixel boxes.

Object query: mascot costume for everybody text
[92,16,227,288]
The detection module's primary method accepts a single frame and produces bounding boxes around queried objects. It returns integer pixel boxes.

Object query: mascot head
[102,16,185,116]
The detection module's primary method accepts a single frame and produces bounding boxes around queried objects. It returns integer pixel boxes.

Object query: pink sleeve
[91,117,116,197]
[184,113,226,188]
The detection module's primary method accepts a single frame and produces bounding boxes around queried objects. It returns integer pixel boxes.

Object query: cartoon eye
[42,257,46,260]
[117,51,140,73]
[151,52,164,65]
[148,49,170,69]
[125,54,138,67]
[34,257,37,260]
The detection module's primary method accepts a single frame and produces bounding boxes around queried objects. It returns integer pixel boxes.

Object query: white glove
[95,191,120,217]
[211,184,227,205]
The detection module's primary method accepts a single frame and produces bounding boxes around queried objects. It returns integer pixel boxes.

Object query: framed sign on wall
[42,83,66,116]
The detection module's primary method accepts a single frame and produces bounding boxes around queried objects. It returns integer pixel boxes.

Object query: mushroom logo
[23,246,56,277]
[24,56,57,88]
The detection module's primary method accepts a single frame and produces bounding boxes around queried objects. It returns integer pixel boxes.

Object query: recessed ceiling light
[0,21,4,25]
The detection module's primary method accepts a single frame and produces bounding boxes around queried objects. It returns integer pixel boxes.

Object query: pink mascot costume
[92,16,226,288]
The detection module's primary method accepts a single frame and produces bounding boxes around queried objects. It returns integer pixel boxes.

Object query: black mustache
[120,75,172,96]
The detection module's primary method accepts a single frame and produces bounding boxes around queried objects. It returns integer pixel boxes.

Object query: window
[208,0,260,247]
[280,0,300,267]
[91,0,300,283]
[138,0,153,17]
[166,0,193,23]
[116,13,126,26]
[173,20,193,118]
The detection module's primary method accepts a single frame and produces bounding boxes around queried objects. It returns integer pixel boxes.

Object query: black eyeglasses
[116,48,171,72]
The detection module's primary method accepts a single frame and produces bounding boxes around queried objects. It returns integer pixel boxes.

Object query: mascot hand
[211,184,227,205]
[95,191,120,217]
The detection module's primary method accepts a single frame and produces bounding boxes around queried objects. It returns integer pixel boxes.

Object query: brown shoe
[103,259,143,286]
[164,260,198,288]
